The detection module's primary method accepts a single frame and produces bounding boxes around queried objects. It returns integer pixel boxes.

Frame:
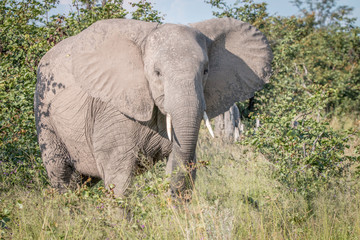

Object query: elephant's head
[72,18,272,195]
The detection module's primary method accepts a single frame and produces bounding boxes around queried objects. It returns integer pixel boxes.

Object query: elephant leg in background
[37,123,81,192]
[92,108,137,197]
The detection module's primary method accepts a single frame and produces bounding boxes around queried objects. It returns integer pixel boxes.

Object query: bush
[207,0,360,200]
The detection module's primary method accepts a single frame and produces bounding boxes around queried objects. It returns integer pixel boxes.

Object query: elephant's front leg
[92,108,137,197]
[96,151,136,197]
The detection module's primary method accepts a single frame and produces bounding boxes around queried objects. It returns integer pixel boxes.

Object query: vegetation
[1,0,359,238]
[214,0,360,202]
[1,132,360,239]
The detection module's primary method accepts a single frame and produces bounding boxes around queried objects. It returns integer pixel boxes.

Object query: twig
[294,111,313,122]
[312,132,323,153]
[303,64,308,76]
[255,118,260,130]
[326,134,355,154]
[294,62,300,75]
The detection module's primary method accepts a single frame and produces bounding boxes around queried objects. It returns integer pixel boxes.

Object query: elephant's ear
[190,18,273,119]
[72,19,158,121]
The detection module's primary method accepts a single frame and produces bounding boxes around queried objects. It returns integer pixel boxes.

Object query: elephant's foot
[38,125,81,192]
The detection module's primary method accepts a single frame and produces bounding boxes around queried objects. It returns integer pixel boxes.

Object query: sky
[56,0,360,26]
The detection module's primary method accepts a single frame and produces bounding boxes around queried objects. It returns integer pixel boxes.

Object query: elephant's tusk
[203,111,214,138]
[166,114,172,141]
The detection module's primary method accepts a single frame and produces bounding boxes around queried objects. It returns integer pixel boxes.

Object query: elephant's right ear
[72,19,158,121]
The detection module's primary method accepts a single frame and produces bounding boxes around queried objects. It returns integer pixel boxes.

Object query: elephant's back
[36,35,79,104]
[35,20,119,103]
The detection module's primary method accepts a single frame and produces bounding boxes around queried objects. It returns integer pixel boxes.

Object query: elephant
[34,18,272,199]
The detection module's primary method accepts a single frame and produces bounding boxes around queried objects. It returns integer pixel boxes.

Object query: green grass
[1,129,360,239]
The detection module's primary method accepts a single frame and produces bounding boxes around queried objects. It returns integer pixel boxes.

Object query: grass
[329,114,360,132]
[1,128,360,239]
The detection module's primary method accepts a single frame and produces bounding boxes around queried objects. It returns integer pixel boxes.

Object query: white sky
[55,0,360,26]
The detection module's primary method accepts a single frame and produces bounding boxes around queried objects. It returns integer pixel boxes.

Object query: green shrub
[207,0,360,200]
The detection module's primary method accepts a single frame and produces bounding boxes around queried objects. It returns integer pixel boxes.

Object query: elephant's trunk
[165,91,204,198]
[171,102,202,157]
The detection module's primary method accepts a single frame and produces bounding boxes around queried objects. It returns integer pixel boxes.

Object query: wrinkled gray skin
[35,18,272,198]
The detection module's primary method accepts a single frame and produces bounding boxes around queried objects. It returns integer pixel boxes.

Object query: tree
[205,0,268,27]
[291,0,356,27]
[131,0,164,23]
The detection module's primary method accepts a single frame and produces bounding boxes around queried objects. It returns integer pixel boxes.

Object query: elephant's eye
[154,68,161,77]
[203,69,208,75]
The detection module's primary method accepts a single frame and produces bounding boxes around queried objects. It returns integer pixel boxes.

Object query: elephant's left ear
[72,19,157,121]
[190,18,273,119]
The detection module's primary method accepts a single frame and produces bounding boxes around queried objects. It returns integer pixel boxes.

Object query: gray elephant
[34,18,272,198]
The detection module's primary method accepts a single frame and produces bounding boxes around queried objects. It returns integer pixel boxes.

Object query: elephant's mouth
[165,111,214,142]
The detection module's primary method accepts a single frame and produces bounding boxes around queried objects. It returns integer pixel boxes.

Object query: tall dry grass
[1,128,359,239]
